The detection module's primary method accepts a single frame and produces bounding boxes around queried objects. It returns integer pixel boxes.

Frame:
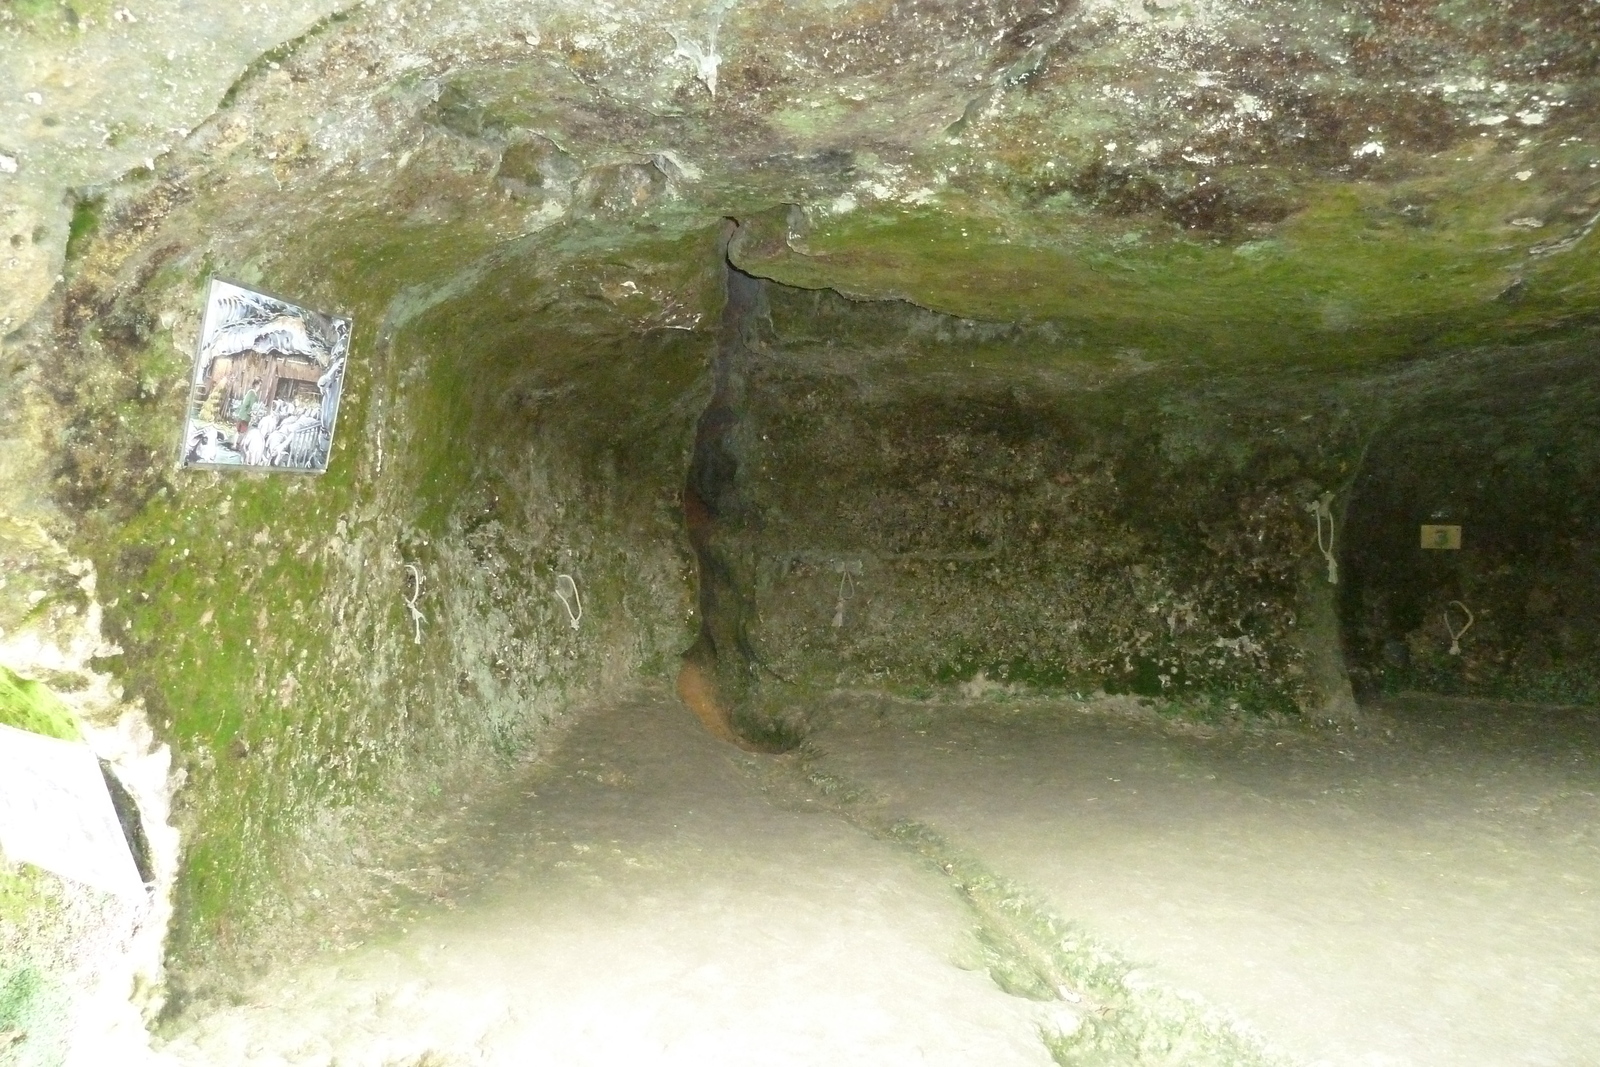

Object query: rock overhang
[8,0,1592,380]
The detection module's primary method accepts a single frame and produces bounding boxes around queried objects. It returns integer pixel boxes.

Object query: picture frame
[179,278,352,474]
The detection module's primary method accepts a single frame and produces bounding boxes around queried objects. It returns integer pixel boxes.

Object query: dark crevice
[99,759,154,886]
[677,222,799,753]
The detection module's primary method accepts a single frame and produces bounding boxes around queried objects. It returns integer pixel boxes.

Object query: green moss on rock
[0,666,81,742]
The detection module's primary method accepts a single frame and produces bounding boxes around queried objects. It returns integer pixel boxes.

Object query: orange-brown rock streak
[676,233,770,748]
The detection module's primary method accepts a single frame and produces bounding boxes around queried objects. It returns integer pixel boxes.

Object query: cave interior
[1,0,1599,1064]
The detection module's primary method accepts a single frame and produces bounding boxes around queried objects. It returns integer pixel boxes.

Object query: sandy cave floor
[153,690,1600,1067]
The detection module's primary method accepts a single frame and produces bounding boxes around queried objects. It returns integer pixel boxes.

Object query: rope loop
[403,563,426,645]
[1444,600,1474,656]
[832,571,855,629]
[556,573,582,631]
[1304,492,1338,585]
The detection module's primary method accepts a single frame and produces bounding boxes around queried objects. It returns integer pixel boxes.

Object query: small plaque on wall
[1420,524,1462,550]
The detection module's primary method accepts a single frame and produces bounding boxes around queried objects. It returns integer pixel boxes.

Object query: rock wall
[13,189,716,995]
[700,282,1373,730]
[1342,340,1600,706]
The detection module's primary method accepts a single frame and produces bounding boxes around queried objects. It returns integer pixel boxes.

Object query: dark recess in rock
[99,759,155,886]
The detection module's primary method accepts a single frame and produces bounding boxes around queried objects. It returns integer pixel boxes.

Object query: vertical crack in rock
[677,225,795,753]
[99,758,155,886]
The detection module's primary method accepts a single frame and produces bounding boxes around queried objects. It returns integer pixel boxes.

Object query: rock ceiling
[2,0,1595,372]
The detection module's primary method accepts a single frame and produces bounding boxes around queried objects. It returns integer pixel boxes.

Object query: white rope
[1305,493,1338,585]
[556,573,582,631]
[832,571,855,629]
[1444,600,1474,656]
[403,563,425,645]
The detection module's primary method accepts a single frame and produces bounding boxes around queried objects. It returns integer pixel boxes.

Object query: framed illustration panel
[180,278,352,473]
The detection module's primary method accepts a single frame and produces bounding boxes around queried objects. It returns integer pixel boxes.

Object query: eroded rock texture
[0,0,1596,1007]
